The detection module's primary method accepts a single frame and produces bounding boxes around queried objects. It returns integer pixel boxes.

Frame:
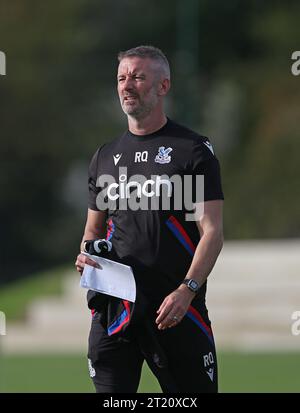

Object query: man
[75,45,224,393]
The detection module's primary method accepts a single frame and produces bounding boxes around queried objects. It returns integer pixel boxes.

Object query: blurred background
[0,0,299,392]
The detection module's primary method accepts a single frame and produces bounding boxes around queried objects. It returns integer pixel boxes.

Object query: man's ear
[157,78,170,96]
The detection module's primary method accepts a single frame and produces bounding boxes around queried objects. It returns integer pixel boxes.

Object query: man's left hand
[155,285,195,330]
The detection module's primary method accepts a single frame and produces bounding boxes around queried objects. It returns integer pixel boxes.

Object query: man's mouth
[124,95,138,102]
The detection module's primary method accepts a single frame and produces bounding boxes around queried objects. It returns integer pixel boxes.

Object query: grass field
[0,352,299,393]
[1,269,299,393]
[0,266,68,321]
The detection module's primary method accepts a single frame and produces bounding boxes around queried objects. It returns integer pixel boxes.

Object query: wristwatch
[181,278,200,294]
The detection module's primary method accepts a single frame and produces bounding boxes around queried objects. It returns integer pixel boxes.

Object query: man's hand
[155,285,195,330]
[75,253,100,275]
[76,209,108,274]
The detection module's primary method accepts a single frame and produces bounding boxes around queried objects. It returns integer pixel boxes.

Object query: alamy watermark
[0,311,6,335]
[291,51,300,76]
[291,311,300,336]
[0,51,6,75]
[95,167,205,221]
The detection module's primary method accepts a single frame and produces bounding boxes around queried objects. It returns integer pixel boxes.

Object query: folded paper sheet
[80,252,136,302]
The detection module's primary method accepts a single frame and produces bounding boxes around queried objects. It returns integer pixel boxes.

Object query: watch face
[188,280,199,291]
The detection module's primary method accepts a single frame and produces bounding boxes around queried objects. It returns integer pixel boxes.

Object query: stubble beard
[121,88,159,120]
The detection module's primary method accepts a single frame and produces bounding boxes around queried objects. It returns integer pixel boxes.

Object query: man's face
[117,57,161,119]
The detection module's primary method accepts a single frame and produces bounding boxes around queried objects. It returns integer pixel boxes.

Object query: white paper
[80,252,136,302]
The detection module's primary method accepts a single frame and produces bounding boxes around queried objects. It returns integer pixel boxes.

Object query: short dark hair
[118,45,170,79]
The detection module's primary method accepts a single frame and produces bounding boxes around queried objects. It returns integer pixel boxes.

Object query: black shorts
[87,301,218,393]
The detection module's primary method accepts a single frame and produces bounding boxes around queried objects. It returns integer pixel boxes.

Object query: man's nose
[123,77,134,91]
